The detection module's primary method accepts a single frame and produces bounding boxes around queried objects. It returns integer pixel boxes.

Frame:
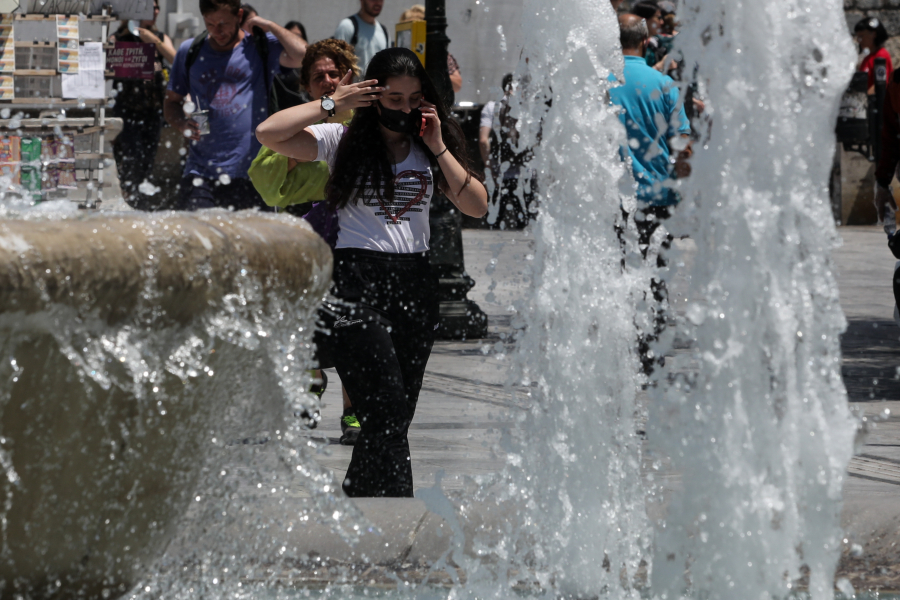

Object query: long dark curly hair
[326,47,477,210]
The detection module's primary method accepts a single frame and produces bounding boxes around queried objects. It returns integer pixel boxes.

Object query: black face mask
[377,104,425,137]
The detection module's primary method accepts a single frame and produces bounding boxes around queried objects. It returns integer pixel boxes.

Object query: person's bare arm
[450,70,463,94]
[244,16,307,69]
[164,90,200,141]
[256,71,382,160]
[478,125,491,165]
[137,28,176,64]
[421,100,487,218]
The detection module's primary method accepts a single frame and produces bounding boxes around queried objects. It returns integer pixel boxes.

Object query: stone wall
[845,1,900,36]
[845,1,900,62]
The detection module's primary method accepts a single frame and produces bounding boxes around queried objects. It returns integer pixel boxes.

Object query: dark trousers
[113,115,162,209]
[314,249,439,498]
[176,175,269,211]
[620,205,673,376]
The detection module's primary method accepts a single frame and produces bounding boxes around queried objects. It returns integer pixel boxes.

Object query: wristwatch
[321,95,336,118]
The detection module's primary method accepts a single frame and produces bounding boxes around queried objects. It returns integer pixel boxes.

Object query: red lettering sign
[106,42,155,80]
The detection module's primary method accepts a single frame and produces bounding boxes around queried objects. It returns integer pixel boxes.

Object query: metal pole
[424,0,487,340]
[873,56,888,164]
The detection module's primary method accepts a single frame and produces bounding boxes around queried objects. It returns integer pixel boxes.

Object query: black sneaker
[340,413,361,445]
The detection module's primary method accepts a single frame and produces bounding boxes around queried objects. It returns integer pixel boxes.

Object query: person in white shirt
[256,47,487,498]
[333,0,389,74]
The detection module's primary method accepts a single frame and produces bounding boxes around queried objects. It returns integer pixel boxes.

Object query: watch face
[322,97,335,111]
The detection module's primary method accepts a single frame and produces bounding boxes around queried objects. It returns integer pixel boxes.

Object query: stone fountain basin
[0,210,331,600]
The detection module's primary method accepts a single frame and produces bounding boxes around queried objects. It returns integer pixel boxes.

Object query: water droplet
[138,181,160,196]
[192,177,204,187]
[218,173,231,186]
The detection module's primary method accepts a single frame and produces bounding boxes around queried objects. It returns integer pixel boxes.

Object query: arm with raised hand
[256,70,383,161]
[244,16,307,68]
[137,28,176,64]
[420,100,488,218]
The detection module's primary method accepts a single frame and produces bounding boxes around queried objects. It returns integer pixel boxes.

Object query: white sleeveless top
[308,122,434,254]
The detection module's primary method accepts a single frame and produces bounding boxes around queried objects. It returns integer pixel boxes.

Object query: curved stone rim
[0,210,333,324]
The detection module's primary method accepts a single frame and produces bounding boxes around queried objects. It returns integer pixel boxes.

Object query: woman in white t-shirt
[257,47,487,498]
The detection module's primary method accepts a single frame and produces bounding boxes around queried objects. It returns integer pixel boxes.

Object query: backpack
[184,27,280,114]
[348,14,390,49]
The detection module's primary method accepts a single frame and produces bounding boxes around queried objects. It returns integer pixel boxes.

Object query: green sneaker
[340,413,361,446]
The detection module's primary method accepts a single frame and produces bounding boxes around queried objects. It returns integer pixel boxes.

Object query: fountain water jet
[455,0,860,598]
[454,1,654,597]
[647,1,859,599]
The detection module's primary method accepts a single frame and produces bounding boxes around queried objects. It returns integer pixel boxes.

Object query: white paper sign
[62,42,105,99]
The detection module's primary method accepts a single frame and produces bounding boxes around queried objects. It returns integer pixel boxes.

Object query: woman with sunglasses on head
[257,47,487,498]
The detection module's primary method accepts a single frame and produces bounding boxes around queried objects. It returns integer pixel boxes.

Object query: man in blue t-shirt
[164,0,306,210]
[609,14,691,208]
[610,13,692,376]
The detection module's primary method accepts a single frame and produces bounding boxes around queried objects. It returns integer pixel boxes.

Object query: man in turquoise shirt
[609,13,691,207]
[610,13,692,377]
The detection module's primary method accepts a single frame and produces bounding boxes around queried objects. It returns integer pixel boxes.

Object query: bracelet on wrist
[435,147,449,159]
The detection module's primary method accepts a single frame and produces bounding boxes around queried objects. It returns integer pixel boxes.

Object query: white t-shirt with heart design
[308,122,434,254]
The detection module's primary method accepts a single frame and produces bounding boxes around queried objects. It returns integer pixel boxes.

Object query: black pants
[619,205,673,376]
[113,115,162,209]
[176,175,269,211]
[314,249,439,498]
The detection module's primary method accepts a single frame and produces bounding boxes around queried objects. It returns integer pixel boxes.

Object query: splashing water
[455,1,653,597]
[646,1,858,599]
[0,0,865,596]
[454,0,860,598]
[0,211,366,599]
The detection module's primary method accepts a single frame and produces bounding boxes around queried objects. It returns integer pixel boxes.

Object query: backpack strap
[348,14,359,47]
[184,31,208,74]
[251,27,270,92]
[348,15,389,49]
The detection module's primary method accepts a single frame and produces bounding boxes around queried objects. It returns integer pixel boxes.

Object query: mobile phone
[128,19,140,35]
[418,115,427,137]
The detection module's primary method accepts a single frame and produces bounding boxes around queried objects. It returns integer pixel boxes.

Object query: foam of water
[450,1,655,598]
[647,2,859,599]
[451,0,861,598]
